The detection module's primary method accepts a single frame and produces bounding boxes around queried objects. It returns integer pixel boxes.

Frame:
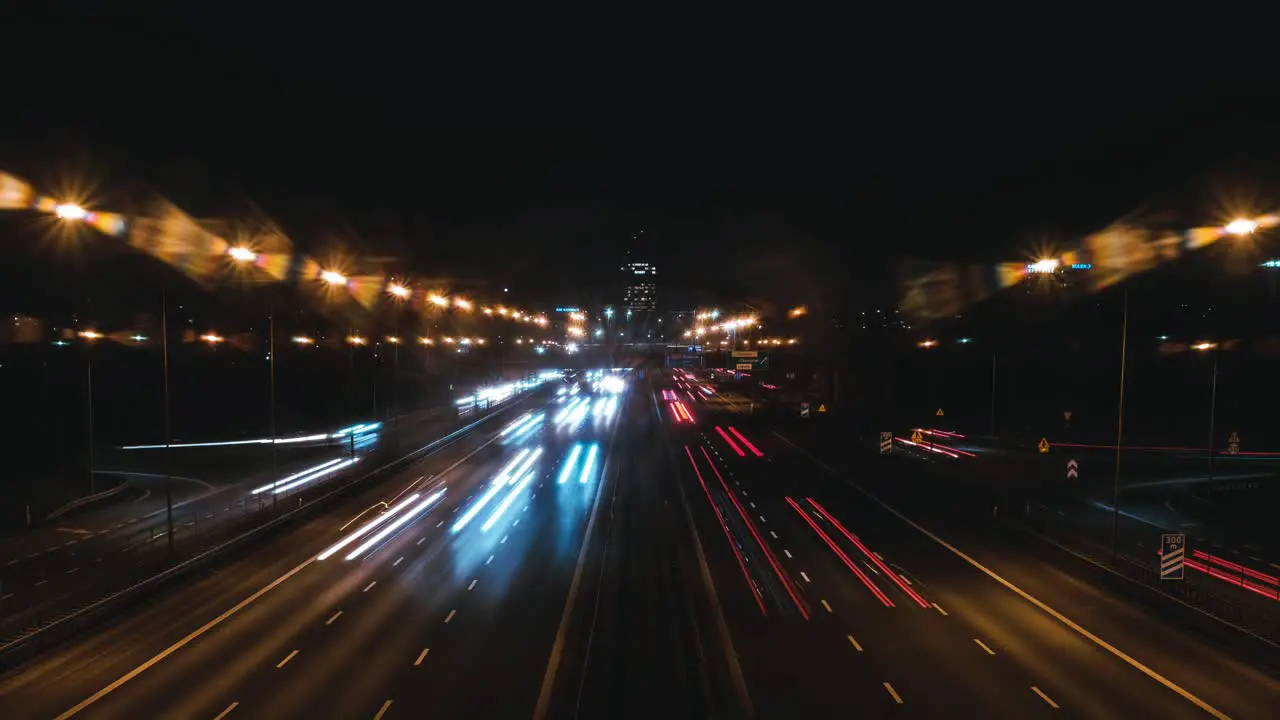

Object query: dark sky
[3,11,1279,310]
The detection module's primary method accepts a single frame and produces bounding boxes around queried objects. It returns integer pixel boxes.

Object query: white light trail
[272,458,358,494]
[557,444,582,484]
[580,444,599,484]
[318,492,422,560]
[481,469,535,531]
[345,489,446,560]
[251,458,345,495]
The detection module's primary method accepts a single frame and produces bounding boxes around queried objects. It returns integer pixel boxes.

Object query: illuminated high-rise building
[621,246,657,312]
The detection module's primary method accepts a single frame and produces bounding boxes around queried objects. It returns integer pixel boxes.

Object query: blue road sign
[1160,533,1185,580]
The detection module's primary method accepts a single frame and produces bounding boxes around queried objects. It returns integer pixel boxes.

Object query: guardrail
[0,394,533,669]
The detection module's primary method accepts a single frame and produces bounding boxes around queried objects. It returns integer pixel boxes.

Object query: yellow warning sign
[1038,437,1050,454]
[818,404,827,413]
[936,408,944,417]
[911,429,923,443]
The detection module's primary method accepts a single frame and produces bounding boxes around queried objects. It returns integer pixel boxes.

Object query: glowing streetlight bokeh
[419,337,435,345]
[788,306,807,318]
[388,283,410,299]
[1193,341,1218,351]
[292,336,314,345]
[79,330,103,340]
[347,335,367,346]
[1224,218,1258,236]
[321,270,347,286]
[386,336,401,344]
[918,339,938,348]
[454,298,473,311]
[54,203,88,221]
[200,333,225,344]
[228,246,257,262]
[428,294,449,308]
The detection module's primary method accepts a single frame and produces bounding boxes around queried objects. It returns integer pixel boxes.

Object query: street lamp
[1224,218,1258,236]
[78,330,102,494]
[54,203,88,221]
[1194,341,1220,484]
[321,270,347,286]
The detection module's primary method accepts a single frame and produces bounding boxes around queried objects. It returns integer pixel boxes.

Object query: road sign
[1063,411,1073,421]
[911,429,924,444]
[1066,458,1078,480]
[1160,533,1186,580]
[879,432,893,454]
[1227,430,1240,456]
[1038,438,1050,454]
[935,408,945,417]
[818,404,827,413]
[800,402,810,418]
[730,350,758,358]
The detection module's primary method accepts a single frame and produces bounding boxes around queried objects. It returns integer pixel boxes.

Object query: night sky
[3,12,1278,310]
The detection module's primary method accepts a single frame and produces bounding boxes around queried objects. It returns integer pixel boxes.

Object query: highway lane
[0,385,629,719]
[726,419,1279,718]
[0,409,519,626]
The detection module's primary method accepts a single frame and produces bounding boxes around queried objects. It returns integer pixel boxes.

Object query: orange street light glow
[347,335,366,345]
[321,270,347,285]
[292,336,314,345]
[454,298,473,310]
[428,294,449,307]
[79,330,103,340]
[200,333,224,344]
[228,246,257,262]
[54,203,87,221]
[388,283,410,299]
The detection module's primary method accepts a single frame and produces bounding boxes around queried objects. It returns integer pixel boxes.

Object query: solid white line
[213,701,239,720]
[326,611,343,625]
[373,700,393,720]
[276,650,298,669]
[1031,686,1059,709]
[847,635,863,651]
[974,638,995,655]
[772,431,1233,720]
[445,609,457,623]
[53,556,315,719]
[884,682,903,704]
[414,648,430,666]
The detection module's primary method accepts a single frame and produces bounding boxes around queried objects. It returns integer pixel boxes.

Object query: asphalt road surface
[1,369,1278,718]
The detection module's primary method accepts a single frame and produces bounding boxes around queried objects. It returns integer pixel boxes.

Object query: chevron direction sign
[1066,459,1078,480]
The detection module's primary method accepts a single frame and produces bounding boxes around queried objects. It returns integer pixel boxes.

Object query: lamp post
[1193,342,1219,484]
[78,330,103,494]
[1110,286,1129,558]
[228,245,278,510]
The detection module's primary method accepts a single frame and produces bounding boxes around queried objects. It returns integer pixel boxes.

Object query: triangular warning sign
[911,429,923,443]
[1227,431,1240,444]
[1038,437,1050,454]
[935,408,944,417]
[818,404,827,413]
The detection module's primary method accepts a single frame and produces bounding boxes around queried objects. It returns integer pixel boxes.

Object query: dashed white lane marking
[749,502,756,508]
[501,535,508,544]
[513,519,520,528]
[414,648,430,666]
[393,557,404,567]
[974,639,995,655]
[769,530,778,539]
[800,571,812,583]
[847,635,863,651]
[820,599,833,613]
[1031,686,1059,709]
[932,602,948,616]
[373,700,393,720]
[884,682,903,704]
[417,537,426,545]
[276,650,298,669]
[759,515,767,523]
[784,549,792,558]
[437,520,445,527]
[213,701,239,719]
[445,609,457,623]
[467,579,477,590]
[486,554,494,565]
[326,611,343,625]
[363,581,376,593]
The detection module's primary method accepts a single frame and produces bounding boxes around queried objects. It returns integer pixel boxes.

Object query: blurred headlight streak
[557,444,583,484]
[600,375,625,393]
[272,458,358,494]
[453,449,533,532]
[251,457,346,494]
[344,489,446,560]
[500,412,535,436]
[579,443,599,484]
[318,492,422,560]
[481,468,536,532]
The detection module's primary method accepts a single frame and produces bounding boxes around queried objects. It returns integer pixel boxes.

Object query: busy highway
[1,367,1278,718]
